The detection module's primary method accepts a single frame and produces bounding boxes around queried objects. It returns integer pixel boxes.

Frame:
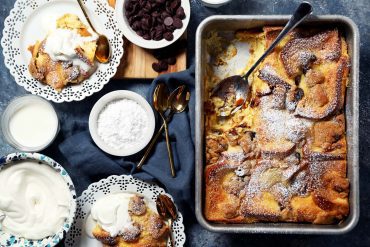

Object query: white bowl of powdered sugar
[89,91,155,156]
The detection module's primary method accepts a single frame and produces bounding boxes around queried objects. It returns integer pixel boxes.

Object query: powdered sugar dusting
[97,99,149,150]
[259,96,312,143]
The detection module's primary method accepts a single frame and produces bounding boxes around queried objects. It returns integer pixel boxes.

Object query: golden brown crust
[295,56,349,119]
[204,27,349,225]
[303,114,347,161]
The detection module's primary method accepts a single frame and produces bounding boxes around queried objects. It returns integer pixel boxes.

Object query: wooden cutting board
[108,0,187,79]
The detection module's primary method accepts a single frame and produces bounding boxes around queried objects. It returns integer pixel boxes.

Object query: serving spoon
[137,85,190,171]
[77,0,111,63]
[211,2,313,116]
[156,194,178,247]
[153,84,176,177]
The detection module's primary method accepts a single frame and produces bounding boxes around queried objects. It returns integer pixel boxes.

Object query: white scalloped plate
[64,175,186,247]
[1,0,124,102]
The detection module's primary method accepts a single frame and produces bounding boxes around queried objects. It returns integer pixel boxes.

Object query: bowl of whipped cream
[89,90,155,156]
[0,152,77,247]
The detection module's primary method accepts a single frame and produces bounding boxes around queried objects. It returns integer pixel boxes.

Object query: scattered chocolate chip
[164,16,173,26]
[151,39,187,73]
[152,62,161,72]
[166,57,176,65]
[159,60,169,71]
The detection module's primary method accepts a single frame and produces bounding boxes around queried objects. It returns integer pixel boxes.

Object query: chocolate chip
[154,32,163,40]
[161,11,170,19]
[163,32,174,41]
[152,62,161,72]
[125,0,185,42]
[143,34,151,40]
[172,17,183,29]
[250,132,256,140]
[294,88,304,101]
[166,57,176,65]
[170,0,180,10]
[125,1,132,11]
[294,152,301,162]
[132,21,141,31]
[151,39,186,73]
[159,60,168,71]
[176,7,185,19]
[144,2,152,11]
[152,11,160,17]
[164,16,173,26]
[294,75,301,85]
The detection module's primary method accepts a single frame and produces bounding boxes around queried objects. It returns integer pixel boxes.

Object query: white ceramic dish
[89,90,155,156]
[1,95,59,152]
[64,175,186,247]
[1,0,124,102]
[200,0,232,8]
[115,0,190,49]
[0,152,77,247]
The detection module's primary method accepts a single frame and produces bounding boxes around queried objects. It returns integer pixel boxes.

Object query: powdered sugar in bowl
[89,91,155,156]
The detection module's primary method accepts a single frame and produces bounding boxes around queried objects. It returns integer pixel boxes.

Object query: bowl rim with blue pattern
[0,152,77,247]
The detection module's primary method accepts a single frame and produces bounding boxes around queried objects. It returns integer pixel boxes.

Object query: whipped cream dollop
[0,161,72,239]
[44,28,98,71]
[90,193,136,237]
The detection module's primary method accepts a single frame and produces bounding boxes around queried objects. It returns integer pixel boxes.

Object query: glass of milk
[1,95,59,151]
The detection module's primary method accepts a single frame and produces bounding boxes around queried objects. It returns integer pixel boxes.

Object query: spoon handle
[243,2,313,79]
[168,218,175,247]
[137,112,174,170]
[76,0,97,33]
[163,117,176,177]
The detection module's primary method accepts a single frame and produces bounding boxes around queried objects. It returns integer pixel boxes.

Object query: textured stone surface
[0,0,369,246]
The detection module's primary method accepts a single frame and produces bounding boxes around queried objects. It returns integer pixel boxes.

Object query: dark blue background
[0,0,368,246]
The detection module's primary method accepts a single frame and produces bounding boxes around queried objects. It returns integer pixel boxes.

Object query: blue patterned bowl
[0,153,77,247]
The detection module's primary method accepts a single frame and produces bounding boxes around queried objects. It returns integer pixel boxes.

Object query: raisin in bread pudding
[204,27,350,224]
[91,194,169,247]
[28,14,97,92]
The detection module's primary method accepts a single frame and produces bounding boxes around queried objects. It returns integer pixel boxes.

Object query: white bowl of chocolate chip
[115,0,190,49]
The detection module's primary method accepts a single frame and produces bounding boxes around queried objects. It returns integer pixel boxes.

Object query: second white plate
[64,175,186,247]
[1,0,124,102]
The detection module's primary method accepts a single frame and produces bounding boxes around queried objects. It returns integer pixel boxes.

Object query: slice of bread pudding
[28,14,97,92]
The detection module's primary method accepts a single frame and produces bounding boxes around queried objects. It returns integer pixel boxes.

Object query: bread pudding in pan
[204,27,350,224]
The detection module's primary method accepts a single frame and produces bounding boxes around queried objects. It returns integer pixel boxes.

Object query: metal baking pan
[195,15,359,234]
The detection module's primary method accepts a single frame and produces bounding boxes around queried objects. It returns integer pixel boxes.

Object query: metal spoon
[77,0,111,63]
[153,84,176,177]
[211,2,313,116]
[137,85,190,170]
[156,194,178,247]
